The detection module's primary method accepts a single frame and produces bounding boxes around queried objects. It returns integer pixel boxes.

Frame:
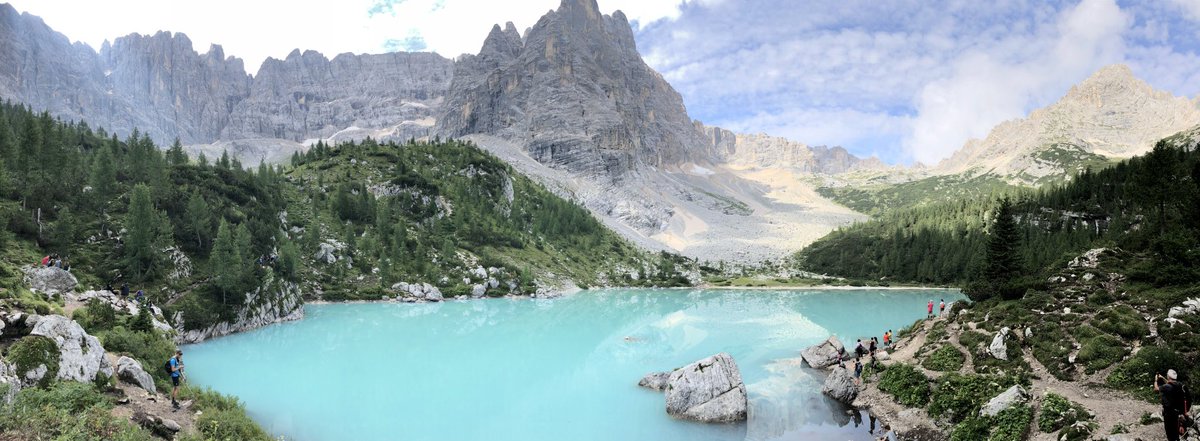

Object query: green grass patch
[922,345,965,372]
[878,363,931,407]
[1038,392,1092,433]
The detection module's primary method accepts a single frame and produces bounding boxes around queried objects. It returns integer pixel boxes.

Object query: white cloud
[1170,0,1200,21]
[6,0,708,74]
[904,0,1129,165]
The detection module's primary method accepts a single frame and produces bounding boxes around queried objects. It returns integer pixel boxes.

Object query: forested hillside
[0,100,692,333]
[797,129,1200,288]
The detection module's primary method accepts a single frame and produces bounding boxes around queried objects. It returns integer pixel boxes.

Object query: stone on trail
[116,356,157,394]
[988,327,1010,360]
[979,385,1028,417]
[801,335,845,369]
[821,366,859,404]
[663,352,748,423]
[638,371,671,391]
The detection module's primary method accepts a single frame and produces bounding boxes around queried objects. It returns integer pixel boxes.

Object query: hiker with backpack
[1155,369,1191,441]
[167,350,185,410]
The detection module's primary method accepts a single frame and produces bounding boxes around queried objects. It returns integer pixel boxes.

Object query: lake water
[182,288,964,441]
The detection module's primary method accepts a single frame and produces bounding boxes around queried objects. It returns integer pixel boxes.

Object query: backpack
[164,358,174,375]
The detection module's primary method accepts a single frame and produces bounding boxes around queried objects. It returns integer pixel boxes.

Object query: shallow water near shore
[183,288,964,441]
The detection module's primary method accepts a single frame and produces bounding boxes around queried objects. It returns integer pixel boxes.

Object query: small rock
[638,371,671,391]
[471,284,486,298]
[1063,307,1071,315]
[980,385,1028,417]
[1024,327,1033,339]
[116,356,156,394]
[162,418,181,432]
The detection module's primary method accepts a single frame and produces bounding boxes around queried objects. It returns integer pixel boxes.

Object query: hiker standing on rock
[1155,369,1190,441]
[927,300,934,318]
[854,359,863,385]
[939,299,946,315]
[169,350,185,411]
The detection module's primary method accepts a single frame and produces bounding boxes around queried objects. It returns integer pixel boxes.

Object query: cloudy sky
[8,0,1200,164]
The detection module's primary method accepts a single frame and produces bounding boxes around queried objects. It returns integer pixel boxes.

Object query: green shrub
[878,363,930,406]
[1095,305,1148,340]
[0,382,156,441]
[73,298,119,332]
[1106,346,1190,402]
[922,345,965,372]
[1075,334,1127,374]
[1028,321,1073,380]
[957,330,989,351]
[991,405,1033,441]
[7,335,60,387]
[1058,421,1096,441]
[929,373,1020,423]
[195,408,273,441]
[1140,411,1162,425]
[949,415,991,441]
[100,326,175,383]
[1038,392,1091,433]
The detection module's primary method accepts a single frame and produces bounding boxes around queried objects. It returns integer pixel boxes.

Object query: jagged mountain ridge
[0,2,453,160]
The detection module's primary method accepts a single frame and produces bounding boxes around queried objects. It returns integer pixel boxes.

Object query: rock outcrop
[821,366,859,404]
[0,360,20,403]
[24,266,78,295]
[132,410,182,438]
[174,279,303,344]
[638,371,671,392]
[980,385,1028,417]
[29,315,113,383]
[390,282,443,301]
[801,335,846,369]
[662,352,748,423]
[116,356,156,393]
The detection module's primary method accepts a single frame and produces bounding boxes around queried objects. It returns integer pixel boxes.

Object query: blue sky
[9,0,1200,164]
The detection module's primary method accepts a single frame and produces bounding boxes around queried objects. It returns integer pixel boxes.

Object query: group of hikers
[39,253,70,271]
[103,280,147,305]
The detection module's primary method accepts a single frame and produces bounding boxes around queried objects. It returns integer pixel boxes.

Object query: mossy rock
[6,335,61,387]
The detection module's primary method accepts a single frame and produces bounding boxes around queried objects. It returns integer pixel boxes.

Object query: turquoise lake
[183,288,964,441]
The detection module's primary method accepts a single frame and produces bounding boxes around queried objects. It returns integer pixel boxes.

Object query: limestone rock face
[701,125,888,174]
[390,282,443,301]
[821,366,859,404]
[989,327,1010,360]
[0,361,21,403]
[29,315,113,383]
[638,371,671,392]
[174,280,304,344]
[221,50,452,144]
[116,356,156,393]
[934,65,1200,181]
[435,0,710,178]
[663,352,748,423]
[801,335,846,369]
[980,385,1028,417]
[24,266,78,295]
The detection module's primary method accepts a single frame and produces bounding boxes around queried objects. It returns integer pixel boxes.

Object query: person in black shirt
[1155,369,1190,441]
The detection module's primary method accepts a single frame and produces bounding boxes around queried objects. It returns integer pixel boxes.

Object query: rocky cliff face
[934,64,1200,180]
[436,0,710,177]
[701,124,886,174]
[222,49,452,144]
[0,3,453,148]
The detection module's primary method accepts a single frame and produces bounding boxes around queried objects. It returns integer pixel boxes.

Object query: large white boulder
[980,385,1028,417]
[29,315,113,383]
[24,266,78,295]
[801,335,845,368]
[821,366,859,404]
[116,356,156,394]
[989,327,1010,360]
[664,352,748,423]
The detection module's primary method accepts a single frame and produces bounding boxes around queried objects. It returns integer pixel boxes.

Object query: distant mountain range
[1,0,1196,261]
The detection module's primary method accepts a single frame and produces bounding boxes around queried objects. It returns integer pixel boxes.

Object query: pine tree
[218,150,231,170]
[166,138,188,166]
[88,146,118,206]
[123,184,172,282]
[210,220,241,305]
[981,197,1022,299]
[183,192,214,252]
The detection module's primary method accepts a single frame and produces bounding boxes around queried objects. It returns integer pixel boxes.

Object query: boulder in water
[821,366,859,404]
[801,335,845,368]
[638,371,671,391]
[116,356,156,394]
[664,352,747,423]
[24,266,78,295]
[980,385,1028,417]
[988,327,1009,360]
